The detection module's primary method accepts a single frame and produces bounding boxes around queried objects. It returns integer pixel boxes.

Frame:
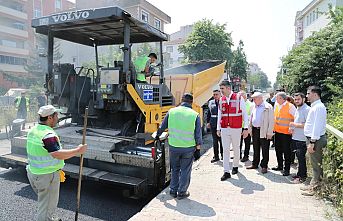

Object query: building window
[313,11,316,21]
[1,39,17,48]
[154,18,161,30]
[141,10,149,23]
[34,9,42,18]
[316,8,319,19]
[72,57,77,62]
[166,46,173,53]
[169,58,173,65]
[13,22,25,30]
[55,0,62,11]
[0,55,26,65]
[306,15,309,26]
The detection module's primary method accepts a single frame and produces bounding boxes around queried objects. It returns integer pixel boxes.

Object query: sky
[146,0,311,84]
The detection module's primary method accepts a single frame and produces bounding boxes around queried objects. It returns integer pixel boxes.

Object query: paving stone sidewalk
[130,147,338,221]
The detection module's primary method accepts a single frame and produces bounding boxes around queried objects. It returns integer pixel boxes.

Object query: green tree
[179,19,233,63]
[231,40,249,80]
[247,71,271,90]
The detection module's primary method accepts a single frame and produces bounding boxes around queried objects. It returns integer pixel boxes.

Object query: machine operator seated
[135,52,158,83]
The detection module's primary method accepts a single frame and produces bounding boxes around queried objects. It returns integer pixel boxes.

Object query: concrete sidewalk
[130,148,337,221]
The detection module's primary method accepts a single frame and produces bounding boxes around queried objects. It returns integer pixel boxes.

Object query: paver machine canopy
[32,6,173,136]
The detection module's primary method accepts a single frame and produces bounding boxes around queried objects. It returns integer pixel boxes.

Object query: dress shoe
[246,165,258,169]
[211,157,219,163]
[232,167,238,175]
[169,191,177,198]
[282,171,290,176]
[261,168,268,174]
[220,172,231,181]
[301,190,315,196]
[177,191,190,200]
[240,156,249,162]
[220,155,223,160]
[271,167,283,171]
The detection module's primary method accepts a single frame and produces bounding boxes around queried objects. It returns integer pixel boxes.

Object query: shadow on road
[157,193,216,218]
[227,172,265,194]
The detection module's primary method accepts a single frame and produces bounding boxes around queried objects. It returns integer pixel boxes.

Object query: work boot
[232,167,238,175]
[220,172,231,181]
[169,190,177,198]
[177,191,190,200]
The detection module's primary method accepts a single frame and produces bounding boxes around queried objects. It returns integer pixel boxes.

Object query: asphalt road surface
[0,134,212,221]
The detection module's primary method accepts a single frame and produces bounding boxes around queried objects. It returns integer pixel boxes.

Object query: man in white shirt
[217,80,249,180]
[302,86,327,196]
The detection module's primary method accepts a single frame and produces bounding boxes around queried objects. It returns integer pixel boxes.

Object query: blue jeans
[292,139,307,178]
[169,148,194,194]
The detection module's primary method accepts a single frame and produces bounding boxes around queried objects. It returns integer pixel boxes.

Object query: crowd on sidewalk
[156,81,327,200]
[207,83,327,197]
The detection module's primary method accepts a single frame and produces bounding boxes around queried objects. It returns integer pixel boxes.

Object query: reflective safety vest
[219,93,242,129]
[168,106,198,148]
[15,97,29,112]
[274,102,294,134]
[242,100,252,128]
[26,124,64,175]
[134,56,148,82]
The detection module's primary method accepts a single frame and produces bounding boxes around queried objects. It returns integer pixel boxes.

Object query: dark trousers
[169,149,194,194]
[291,139,307,178]
[275,132,292,172]
[211,127,223,159]
[240,128,251,158]
[252,127,270,168]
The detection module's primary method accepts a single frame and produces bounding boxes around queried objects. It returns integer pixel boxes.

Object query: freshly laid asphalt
[0,134,212,221]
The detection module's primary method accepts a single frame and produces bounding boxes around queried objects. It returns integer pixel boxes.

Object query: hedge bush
[321,98,343,217]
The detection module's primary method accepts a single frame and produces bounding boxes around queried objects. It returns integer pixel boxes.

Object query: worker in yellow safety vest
[156,93,202,200]
[26,105,87,221]
[134,53,158,83]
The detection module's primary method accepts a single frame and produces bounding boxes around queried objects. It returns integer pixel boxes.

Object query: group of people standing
[207,82,327,196]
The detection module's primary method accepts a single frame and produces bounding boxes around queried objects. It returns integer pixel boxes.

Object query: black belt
[306,135,325,140]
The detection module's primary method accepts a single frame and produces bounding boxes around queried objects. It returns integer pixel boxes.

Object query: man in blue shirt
[289,93,310,184]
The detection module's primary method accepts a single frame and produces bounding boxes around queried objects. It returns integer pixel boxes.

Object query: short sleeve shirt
[292,104,310,141]
[42,133,61,153]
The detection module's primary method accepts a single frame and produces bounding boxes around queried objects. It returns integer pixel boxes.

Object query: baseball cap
[37,105,61,117]
[251,92,263,98]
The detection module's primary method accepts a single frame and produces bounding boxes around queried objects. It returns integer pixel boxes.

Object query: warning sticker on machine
[143,90,153,101]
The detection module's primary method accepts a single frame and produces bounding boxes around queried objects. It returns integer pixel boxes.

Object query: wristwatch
[243,128,248,131]
[310,140,316,144]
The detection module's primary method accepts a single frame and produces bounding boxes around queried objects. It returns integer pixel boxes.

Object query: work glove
[59,170,66,183]
[194,149,200,161]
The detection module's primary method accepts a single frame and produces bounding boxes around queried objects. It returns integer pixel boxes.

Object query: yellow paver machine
[0,6,225,198]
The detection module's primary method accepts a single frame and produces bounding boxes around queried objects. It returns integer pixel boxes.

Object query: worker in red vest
[217,80,249,181]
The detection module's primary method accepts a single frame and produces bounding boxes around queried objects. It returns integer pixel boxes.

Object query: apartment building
[295,0,343,45]
[0,0,74,89]
[164,25,193,68]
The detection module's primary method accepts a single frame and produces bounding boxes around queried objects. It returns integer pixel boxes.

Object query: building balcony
[0,63,27,73]
[0,5,27,20]
[0,24,28,39]
[0,45,29,57]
